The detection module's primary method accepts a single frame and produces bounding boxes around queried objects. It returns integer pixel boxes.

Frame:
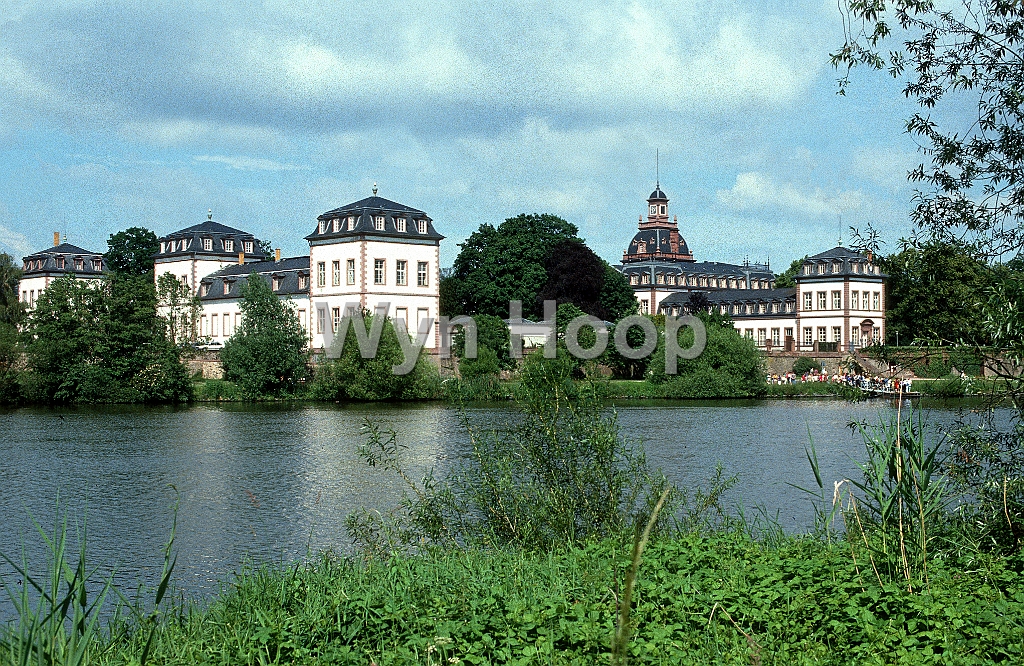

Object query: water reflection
[0,399,1005,605]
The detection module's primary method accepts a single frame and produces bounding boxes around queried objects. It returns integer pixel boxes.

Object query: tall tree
[156,272,201,346]
[772,257,807,289]
[882,240,992,344]
[105,227,160,276]
[445,213,580,319]
[220,273,308,398]
[0,253,25,326]
[834,0,1024,258]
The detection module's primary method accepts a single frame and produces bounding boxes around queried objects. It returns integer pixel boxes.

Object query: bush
[792,356,820,376]
[198,379,242,401]
[310,313,440,401]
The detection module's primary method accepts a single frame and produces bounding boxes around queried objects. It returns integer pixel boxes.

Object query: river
[0,398,999,605]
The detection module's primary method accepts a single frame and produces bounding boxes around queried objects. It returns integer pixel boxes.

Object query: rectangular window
[744,329,754,339]
[396,218,406,232]
[200,315,207,336]
[374,259,385,285]
[332,218,341,232]
[395,307,407,328]
[817,326,827,343]
[832,326,841,342]
[803,327,813,344]
[223,240,233,252]
[319,220,327,234]
[297,309,306,330]
[640,299,649,314]
[757,329,766,345]
[786,302,794,313]
[771,328,780,346]
[223,313,231,336]
[346,259,356,285]
[272,276,280,291]
[374,216,385,231]
[202,238,213,251]
[316,309,325,334]
[803,292,812,310]
[332,307,341,332]
[817,292,826,310]
[852,327,860,345]
[222,282,229,295]
[244,241,253,254]
[771,302,779,313]
[832,291,842,309]
[851,291,859,310]
[347,216,355,231]
[298,275,306,290]
[873,292,880,310]
[784,327,794,340]
[234,313,240,330]
[417,261,428,286]
[396,260,407,285]
[317,262,326,288]
[211,315,218,337]
[332,261,341,287]
[417,308,429,328]
[417,220,427,234]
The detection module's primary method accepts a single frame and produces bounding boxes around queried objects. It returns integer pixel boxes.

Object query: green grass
[83,533,1024,665]
[766,382,864,399]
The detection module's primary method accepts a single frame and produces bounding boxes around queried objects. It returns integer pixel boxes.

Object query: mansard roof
[22,243,105,276]
[156,215,267,262]
[199,256,311,301]
[799,246,887,280]
[307,195,443,242]
[620,259,774,279]
[805,246,865,261]
[624,228,693,262]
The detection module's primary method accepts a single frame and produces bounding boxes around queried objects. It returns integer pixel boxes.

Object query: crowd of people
[766,369,914,393]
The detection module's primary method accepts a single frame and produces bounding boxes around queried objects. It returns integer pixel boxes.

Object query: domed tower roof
[622,182,695,263]
[648,185,668,202]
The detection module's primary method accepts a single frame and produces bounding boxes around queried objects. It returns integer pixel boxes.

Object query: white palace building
[151,188,444,352]
[617,184,887,352]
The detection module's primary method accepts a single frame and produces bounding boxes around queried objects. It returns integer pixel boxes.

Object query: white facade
[18,239,106,309]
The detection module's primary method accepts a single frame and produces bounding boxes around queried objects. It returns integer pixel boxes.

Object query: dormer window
[332,218,341,232]
[75,258,84,271]
[656,273,664,284]
[202,238,213,251]
[629,275,638,285]
[272,276,281,291]
[374,216,385,231]
[347,216,355,231]
[223,282,230,295]
[92,260,101,271]
[641,274,650,285]
[396,218,406,232]
[223,239,234,252]
[200,283,210,296]
[298,275,307,290]
[319,220,327,234]
[803,265,811,275]
[244,241,253,254]
[417,220,427,234]
[832,262,841,273]
[817,264,825,274]
[57,257,65,270]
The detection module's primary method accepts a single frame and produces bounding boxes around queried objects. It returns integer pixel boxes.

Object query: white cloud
[0,223,32,256]
[852,146,920,190]
[193,154,304,171]
[716,171,865,217]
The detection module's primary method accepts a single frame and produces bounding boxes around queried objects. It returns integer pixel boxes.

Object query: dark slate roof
[22,243,105,277]
[624,229,692,261]
[659,288,798,318]
[621,260,774,279]
[156,216,266,262]
[199,256,311,302]
[307,196,443,242]
[704,287,796,303]
[799,247,887,280]
[648,186,668,201]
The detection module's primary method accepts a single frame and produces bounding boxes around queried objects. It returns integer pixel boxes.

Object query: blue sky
[0,0,930,269]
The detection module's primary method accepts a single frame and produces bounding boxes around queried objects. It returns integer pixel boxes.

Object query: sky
[0,0,932,270]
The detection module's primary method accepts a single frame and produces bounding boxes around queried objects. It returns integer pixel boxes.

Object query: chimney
[275,248,281,262]
[53,232,60,247]
[238,252,244,265]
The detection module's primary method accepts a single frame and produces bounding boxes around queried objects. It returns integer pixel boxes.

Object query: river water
[0,398,998,604]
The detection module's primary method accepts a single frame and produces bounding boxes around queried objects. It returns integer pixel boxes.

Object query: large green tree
[882,240,993,344]
[105,227,160,276]
[156,272,201,347]
[0,252,24,326]
[22,274,191,403]
[535,240,637,322]
[220,273,309,398]
[444,213,580,319]
[772,256,807,289]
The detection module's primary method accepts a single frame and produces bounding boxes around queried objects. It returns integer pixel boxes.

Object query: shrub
[792,356,819,375]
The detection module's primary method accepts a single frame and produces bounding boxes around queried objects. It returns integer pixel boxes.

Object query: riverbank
[32,532,1024,664]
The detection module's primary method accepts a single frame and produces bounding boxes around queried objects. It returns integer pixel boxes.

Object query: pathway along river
[0,399,1002,606]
